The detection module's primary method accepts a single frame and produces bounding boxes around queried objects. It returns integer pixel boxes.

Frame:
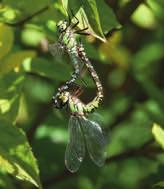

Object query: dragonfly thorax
[58,91,84,115]
[56,19,78,52]
[69,95,85,115]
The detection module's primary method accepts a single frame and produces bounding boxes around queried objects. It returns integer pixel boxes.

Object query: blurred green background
[0,0,164,189]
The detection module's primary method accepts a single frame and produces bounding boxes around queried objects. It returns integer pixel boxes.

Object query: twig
[106,139,158,163]
[43,170,75,188]
[4,5,50,27]
[42,140,162,188]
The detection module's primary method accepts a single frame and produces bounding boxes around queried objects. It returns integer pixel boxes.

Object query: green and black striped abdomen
[66,46,80,86]
[77,44,103,112]
[52,27,82,108]
[60,28,81,85]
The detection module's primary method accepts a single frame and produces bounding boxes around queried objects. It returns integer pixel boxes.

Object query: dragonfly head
[52,91,69,109]
[57,20,68,33]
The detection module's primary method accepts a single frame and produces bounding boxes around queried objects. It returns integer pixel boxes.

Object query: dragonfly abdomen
[77,44,104,111]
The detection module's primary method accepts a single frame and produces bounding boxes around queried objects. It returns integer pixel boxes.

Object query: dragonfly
[50,12,105,172]
[55,37,105,171]
[49,13,89,108]
[58,89,106,172]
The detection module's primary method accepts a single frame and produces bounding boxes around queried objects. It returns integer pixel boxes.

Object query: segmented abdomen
[77,44,103,113]
[52,30,81,106]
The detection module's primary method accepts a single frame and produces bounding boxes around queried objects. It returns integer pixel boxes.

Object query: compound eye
[57,19,68,33]
[63,20,67,24]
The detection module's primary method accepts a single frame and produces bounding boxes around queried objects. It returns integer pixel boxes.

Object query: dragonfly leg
[67,7,73,25]
[80,78,87,87]
[76,27,88,33]
[75,12,89,35]
[68,13,71,26]
[74,86,84,97]
[68,82,80,90]
[71,20,79,29]
[69,9,89,34]
[75,26,89,35]
[76,31,90,36]
[70,9,79,29]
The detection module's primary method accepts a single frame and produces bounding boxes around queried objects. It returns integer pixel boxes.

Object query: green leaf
[154,181,164,188]
[83,0,105,40]
[132,43,164,80]
[62,0,106,42]
[3,0,51,18]
[0,99,10,114]
[0,50,36,76]
[21,26,45,46]
[137,79,164,111]
[23,73,54,103]
[0,23,14,60]
[0,72,24,122]
[0,120,42,188]
[95,0,121,33]
[0,72,24,99]
[0,94,21,122]
[0,171,16,189]
[132,4,156,28]
[147,0,164,18]
[31,57,71,81]
[152,123,164,149]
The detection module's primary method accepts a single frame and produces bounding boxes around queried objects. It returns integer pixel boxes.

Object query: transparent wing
[80,117,106,167]
[48,42,64,58]
[88,112,104,126]
[65,116,85,173]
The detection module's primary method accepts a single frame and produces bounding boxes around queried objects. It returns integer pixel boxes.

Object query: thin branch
[43,170,75,188]
[106,139,158,163]
[25,71,54,84]
[4,5,50,27]
[42,140,162,188]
